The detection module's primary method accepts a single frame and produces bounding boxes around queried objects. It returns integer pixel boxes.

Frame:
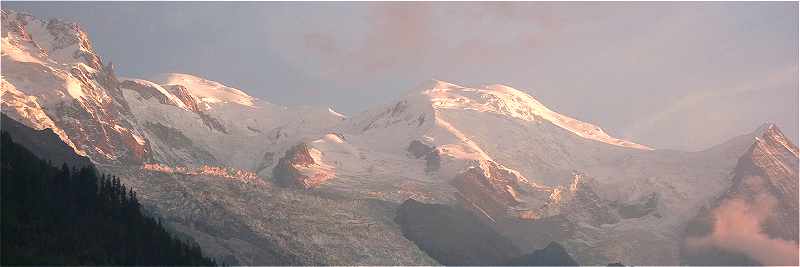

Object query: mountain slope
[1,113,92,168]
[118,73,344,170]
[2,10,343,170]
[151,73,257,108]
[3,11,416,265]
[4,10,795,267]
[422,81,650,150]
[289,80,655,204]
[2,9,150,164]
[394,198,522,265]
[268,79,773,265]
[683,125,799,266]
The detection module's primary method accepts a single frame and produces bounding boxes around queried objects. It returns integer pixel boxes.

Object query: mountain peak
[748,122,777,136]
[327,107,347,119]
[762,123,784,138]
[755,123,798,158]
[412,79,464,94]
[2,9,103,69]
[151,73,257,107]
[414,81,652,150]
[687,121,800,265]
[483,83,520,93]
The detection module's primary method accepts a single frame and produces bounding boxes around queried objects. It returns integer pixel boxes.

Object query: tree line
[1,132,217,265]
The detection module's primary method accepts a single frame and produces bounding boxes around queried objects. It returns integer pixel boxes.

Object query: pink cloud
[294,3,564,84]
[686,193,799,266]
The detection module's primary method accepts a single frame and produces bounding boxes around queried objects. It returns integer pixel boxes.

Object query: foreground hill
[0,113,91,168]
[0,131,216,265]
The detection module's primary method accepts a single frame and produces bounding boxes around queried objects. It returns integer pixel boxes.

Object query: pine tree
[1,132,217,266]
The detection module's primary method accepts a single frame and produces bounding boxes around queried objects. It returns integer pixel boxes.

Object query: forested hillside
[1,132,217,266]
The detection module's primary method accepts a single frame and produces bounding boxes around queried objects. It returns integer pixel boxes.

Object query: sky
[4,2,798,151]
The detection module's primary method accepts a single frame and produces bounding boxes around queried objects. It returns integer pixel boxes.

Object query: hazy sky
[5,2,797,151]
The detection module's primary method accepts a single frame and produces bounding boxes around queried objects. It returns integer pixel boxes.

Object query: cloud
[623,64,799,148]
[360,3,434,72]
[686,193,799,266]
[293,3,564,84]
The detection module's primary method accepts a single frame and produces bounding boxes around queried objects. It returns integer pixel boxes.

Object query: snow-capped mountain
[1,9,343,170]
[280,80,652,199]
[2,10,796,266]
[151,73,257,108]
[118,73,343,170]
[275,78,779,265]
[2,10,148,163]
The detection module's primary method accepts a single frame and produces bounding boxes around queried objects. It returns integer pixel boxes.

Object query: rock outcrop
[450,160,527,221]
[273,143,334,189]
[163,84,201,112]
[406,140,440,172]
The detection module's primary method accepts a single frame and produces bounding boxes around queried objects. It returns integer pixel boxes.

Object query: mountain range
[1,10,797,266]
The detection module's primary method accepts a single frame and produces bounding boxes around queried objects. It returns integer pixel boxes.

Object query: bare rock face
[614,192,659,219]
[683,124,799,266]
[406,140,440,172]
[738,125,799,239]
[161,84,228,134]
[163,84,201,112]
[143,122,217,165]
[59,66,150,164]
[1,11,47,58]
[196,112,229,134]
[2,10,102,69]
[273,143,334,189]
[424,149,441,173]
[450,160,530,221]
[407,140,434,159]
[121,80,176,106]
[46,16,103,69]
[558,174,620,226]
[521,173,620,226]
